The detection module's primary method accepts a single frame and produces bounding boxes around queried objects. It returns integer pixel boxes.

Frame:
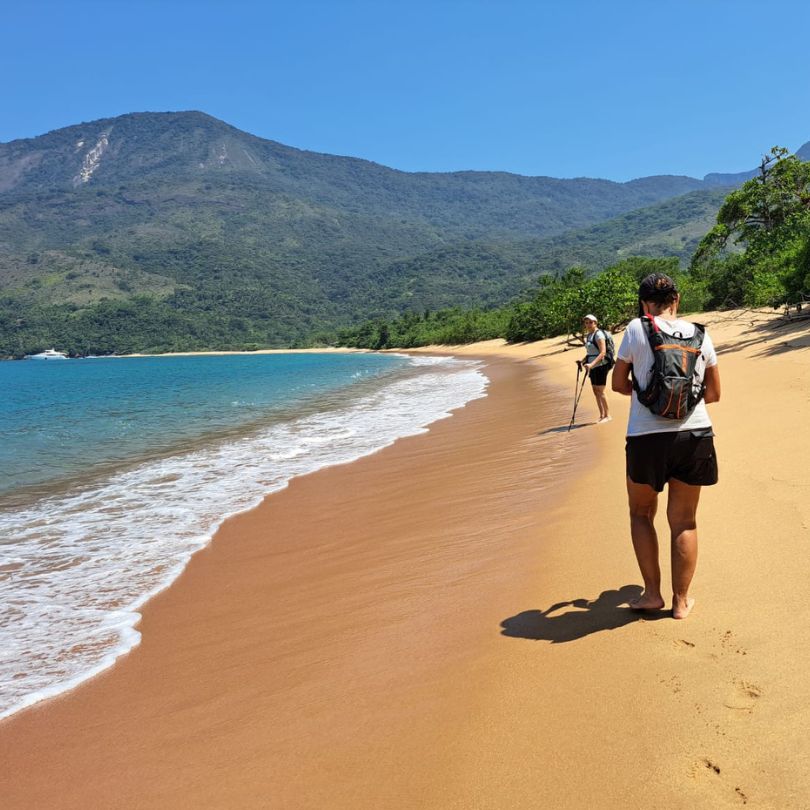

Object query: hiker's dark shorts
[589,365,610,387]
[626,428,718,492]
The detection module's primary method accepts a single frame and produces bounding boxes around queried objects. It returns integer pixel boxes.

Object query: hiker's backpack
[589,328,616,368]
[601,329,616,368]
[632,315,706,420]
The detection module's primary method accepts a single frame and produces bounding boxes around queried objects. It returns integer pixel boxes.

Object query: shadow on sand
[501,584,667,643]
[538,421,595,435]
[709,310,810,358]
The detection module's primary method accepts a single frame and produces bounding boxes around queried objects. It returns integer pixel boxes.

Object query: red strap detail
[644,314,660,333]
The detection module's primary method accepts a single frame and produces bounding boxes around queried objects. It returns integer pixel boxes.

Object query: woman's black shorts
[626,428,718,492]
[589,365,610,387]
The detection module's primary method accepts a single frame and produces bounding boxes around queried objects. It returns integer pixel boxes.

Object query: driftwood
[783,296,810,321]
[783,310,810,322]
[708,299,810,327]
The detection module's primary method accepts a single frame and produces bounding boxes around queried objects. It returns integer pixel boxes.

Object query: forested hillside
[373,187,730,314]
[340,148,810,350]
[1,111,802,355]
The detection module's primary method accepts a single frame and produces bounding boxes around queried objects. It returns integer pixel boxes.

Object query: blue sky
[3,0,809,181]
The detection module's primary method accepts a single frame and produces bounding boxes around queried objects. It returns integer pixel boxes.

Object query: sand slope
[410,311,810,808]
[1,310,809,808]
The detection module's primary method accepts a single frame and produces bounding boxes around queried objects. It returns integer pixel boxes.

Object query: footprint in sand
[688,759,749,805]
[673,638,695,649]
[715,628,748,656]
[657,673,682,694]
[687,757,722,782]
[724,680,762,713]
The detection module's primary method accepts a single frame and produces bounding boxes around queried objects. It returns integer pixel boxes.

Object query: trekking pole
[570,363,581,421]
[568,364,589,432]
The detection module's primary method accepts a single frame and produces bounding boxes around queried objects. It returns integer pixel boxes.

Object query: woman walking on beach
[580,315,612,423]
[611,274,721,619]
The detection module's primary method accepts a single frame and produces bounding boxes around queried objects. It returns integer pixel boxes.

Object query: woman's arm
[611,358,633,396]
[703,364,721,403]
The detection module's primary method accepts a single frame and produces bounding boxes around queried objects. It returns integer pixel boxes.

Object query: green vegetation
[337,307,511,349]
[691,148,810,308]
[342,149,810,350]
[504,259,660,342]
[1,112,807,356]
[367,187,731,313]
[339,256,680,348]
[0,185,732,356]
[0,111,749,357]
[0,295,280,358]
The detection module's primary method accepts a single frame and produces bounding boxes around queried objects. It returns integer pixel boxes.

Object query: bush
[504,259,647,342]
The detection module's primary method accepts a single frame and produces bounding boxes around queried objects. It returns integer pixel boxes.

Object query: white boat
[25,348,69,360]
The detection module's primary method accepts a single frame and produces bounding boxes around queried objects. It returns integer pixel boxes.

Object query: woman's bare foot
[628,592,665,611]
[672,596,695,620]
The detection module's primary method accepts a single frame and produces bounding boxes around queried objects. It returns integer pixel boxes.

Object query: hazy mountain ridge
[701,140,810,187]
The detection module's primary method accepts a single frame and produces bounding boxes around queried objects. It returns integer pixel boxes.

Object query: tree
[504,260,640,342]
[692,147,810,307]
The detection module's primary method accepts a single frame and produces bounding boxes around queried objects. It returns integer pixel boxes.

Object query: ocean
[0,351,487,719]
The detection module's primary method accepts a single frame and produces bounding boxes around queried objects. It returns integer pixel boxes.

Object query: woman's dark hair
[638,273,678,316]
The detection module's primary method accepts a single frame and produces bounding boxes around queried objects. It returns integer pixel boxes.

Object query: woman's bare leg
[626,478,665,609]
[667,479,701,619]
[593,385,609,420]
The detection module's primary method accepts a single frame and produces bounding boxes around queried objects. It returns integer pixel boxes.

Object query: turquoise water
[0,351,488,719]
[0,352,408,503]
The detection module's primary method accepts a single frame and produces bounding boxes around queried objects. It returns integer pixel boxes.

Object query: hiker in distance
[578,315,612,424]
[611,273,721,620]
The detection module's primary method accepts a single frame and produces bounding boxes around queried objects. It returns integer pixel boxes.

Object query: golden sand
[1,310,809,808]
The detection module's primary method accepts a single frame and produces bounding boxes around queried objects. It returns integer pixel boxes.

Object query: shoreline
[119,346,370,358]
[3,347,368,361]
[0,353,593,808]
[0,352,486,722]
[2,310,810,806]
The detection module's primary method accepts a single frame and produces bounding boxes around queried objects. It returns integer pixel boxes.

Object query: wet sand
[2,310,810,808]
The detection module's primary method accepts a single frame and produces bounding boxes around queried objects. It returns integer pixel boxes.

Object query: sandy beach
[2,310,810,808]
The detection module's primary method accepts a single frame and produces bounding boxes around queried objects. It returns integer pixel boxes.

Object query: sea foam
[0,356,486,719]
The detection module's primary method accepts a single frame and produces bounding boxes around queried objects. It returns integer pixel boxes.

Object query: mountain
[702,168,758,187]
[0,111,710,236]
[359,187,731,315]
[702,139,810,186]
[0,111,798,355]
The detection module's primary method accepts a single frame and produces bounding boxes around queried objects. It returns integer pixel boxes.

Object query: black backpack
[601,329,616,368]
[632,315,706,420]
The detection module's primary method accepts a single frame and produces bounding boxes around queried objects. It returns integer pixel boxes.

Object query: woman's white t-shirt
[617,316,717,437]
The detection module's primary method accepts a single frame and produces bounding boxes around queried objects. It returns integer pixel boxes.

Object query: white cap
[583,314,598,323]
